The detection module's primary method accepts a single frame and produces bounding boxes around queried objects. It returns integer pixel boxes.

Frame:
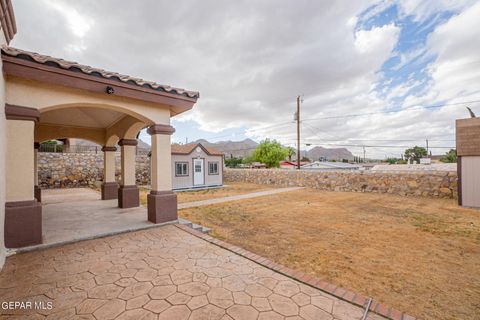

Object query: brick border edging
[175,224,416,320]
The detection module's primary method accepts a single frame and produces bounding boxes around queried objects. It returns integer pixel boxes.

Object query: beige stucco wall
[104,151,116,182]
[172,150,223,189]
[0,28,8,267]
[6,76,171,125]
[6,121,35,201]
[34,148,38,185]
[120,145,136,186]
[151,134,172,191]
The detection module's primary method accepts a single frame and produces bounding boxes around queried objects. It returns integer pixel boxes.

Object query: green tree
[386,157,399,164]
[404,146,428,163]
[300,156,311,162]
[286,147,296,161]
[42,140,58,145]
[440,149,457,163]
[225,156,243,168]
[251,139,289,168]
[242,156,254,165]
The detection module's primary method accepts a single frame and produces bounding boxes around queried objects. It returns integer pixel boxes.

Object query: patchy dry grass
[180,188,480,320]
[139,182,274,206]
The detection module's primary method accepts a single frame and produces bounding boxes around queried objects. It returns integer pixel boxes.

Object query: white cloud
[10,0,475,158]
[405,2,480,106]
[43,0,94,38]
[396,0,477,22]
[355,24,400,54]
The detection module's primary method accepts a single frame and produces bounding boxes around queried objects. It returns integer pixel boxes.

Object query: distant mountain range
[193,139,354,161]
[69,137,354,161]
[192,138,258,158]
[306,146,354,161]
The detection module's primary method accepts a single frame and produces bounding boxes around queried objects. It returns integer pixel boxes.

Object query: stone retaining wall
[224,168,458,199]
[38,152,150,188]
[38,153,458,199]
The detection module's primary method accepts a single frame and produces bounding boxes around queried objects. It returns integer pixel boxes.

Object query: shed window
[208,162,219,175]
[175,162,188,176]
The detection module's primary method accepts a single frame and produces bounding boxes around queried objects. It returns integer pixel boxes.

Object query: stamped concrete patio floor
[39,188,154,249]
[0,225,386,320]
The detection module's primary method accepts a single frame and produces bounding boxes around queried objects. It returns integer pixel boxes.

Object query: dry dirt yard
[180,188,480,320]
[140,182,273,205]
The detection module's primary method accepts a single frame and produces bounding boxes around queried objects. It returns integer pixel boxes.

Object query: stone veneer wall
[38,153,458,199]
[224,168,458,199]
[38,152,151,188]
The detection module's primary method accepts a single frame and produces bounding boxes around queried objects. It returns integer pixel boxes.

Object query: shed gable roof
[172,143,223,156]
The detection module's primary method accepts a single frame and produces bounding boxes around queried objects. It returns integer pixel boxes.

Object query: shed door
[193,159,204,185]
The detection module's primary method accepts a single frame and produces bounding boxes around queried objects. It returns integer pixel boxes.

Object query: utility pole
[363,146,366,163]
[296,95,301,170]
[426,138,429,155]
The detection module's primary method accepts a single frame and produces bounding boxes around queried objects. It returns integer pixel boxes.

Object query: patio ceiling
[40,106,126,129]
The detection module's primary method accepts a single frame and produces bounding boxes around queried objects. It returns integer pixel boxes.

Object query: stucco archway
[2,46,198,249]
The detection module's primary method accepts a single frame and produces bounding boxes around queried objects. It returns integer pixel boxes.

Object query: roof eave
[0,0,16,44]
[2,54,198,112]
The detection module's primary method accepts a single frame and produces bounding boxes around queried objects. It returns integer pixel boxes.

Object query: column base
[118,185,139,208]
[102,182,119,200]
[147,191,178,224]
[34,185,42,202]
[5,200,42,248]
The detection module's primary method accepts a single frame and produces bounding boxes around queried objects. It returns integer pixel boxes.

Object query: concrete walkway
[179,187,304,209]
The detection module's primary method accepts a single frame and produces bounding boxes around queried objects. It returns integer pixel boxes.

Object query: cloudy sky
[11,0,480,159]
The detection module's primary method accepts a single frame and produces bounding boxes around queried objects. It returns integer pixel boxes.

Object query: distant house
[301,161,360,171]
[371,163,456,172]
[171,143,224,190]
[280,161,309,169]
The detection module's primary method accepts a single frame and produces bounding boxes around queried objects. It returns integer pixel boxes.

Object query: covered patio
[29,188,156,250]
[2,46,199,249]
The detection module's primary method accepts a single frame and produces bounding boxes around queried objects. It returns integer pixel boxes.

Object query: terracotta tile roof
[171,143,224,156]
[1,46,199,99]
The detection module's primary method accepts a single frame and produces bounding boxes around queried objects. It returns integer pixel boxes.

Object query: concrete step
[191,224,203,232]
[178,218,210,234]
[178,218,193,228]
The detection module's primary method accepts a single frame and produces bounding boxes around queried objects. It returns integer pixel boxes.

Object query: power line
[302,99,480,122]
[296,95,301,169]
[283,141,455,149]
[247,121,294,132]
[301,138,455,142]
[240,100,480,136]
[245,99,479,133]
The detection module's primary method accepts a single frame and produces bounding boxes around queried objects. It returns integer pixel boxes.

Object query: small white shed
[171,143,224,190]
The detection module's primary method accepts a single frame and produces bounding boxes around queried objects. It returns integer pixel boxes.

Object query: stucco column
[147,124,177,223]
[118,139,139,208]
[34,142,41,202]
[101,146,119,200]
[4,105,42,248]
